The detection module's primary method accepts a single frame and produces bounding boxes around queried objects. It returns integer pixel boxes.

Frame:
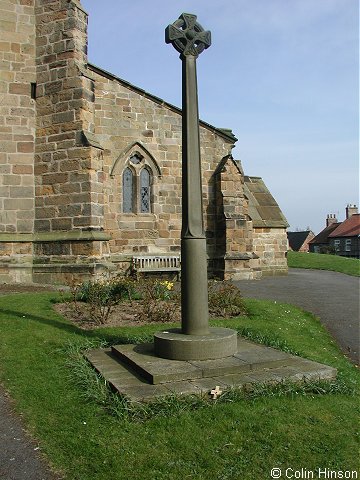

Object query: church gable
[88,64,236,262]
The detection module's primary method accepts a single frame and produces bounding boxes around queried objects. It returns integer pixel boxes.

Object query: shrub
[66,276,246,325]
[74,276,136,324]
[77,276,136,303]
[208,280,246,317]
[136,278,180,323]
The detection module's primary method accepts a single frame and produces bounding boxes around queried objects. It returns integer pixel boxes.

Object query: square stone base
[86,337,337,403]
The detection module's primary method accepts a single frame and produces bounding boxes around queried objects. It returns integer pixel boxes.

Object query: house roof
[244,176,289,228]
[328,214,360,238]
[87,63,238,144]
[287,231,313,251]
[309,222,341,245]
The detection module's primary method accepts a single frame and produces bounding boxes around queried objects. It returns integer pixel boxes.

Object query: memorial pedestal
[154,327,237,361]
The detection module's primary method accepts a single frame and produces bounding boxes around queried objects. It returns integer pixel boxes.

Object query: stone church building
[0,0,289,284]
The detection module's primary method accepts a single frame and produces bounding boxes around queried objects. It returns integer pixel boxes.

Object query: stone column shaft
[181,54,209,335]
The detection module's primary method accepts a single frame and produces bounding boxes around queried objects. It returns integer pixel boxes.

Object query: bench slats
[132,255,181,273]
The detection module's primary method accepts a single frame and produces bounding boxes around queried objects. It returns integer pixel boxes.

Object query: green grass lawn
[0,293,359,480]
[287,251,360,276]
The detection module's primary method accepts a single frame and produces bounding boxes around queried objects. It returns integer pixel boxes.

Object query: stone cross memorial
[86,13,337,401]
[154,13,238,361]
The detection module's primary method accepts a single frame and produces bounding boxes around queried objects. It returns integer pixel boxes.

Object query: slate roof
[328,214,360,238]
[287,231,313,251]
[244,176,289,228]
[309,223,341,245]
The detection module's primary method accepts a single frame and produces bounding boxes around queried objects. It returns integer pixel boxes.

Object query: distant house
[309,215,341,254]
[287,231,315,252]
[328,213,360,258]
[309,205,359,258]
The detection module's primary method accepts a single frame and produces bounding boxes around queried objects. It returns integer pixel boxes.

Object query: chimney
[346,204,358,219]
[326,214,338,227]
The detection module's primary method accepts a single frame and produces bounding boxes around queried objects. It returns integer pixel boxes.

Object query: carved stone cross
[154,13,237,361]
[165,13,211,57]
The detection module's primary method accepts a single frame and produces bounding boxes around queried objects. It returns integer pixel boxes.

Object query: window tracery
[122,154,153,214]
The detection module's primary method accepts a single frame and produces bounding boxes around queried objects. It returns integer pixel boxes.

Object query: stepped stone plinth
[86,337,337,403]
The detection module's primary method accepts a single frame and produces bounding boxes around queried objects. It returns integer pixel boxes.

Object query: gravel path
[235,268,360,365]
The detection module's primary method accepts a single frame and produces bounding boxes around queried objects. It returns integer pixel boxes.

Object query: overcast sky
[81,0,358,234]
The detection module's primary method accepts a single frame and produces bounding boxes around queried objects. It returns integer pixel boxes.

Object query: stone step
[85,338,337,402]
[111,338,308,385]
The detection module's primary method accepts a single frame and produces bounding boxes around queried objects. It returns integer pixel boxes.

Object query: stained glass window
[123,167,134,213]
[130,154,141,165]
[140,168,151,213]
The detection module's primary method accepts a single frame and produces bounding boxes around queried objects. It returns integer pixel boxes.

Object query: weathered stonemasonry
[212,156,261,280]
[32,0,109,283]
[0,0,288,284]
[88,64,236,274]
[0,0,36,282]
[244,176,289,276]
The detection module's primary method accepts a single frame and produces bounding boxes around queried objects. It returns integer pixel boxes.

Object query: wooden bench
[132,255,181,279]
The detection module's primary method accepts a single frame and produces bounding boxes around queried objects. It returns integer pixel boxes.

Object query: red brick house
[328,213,360,258]
[309,205,359,258]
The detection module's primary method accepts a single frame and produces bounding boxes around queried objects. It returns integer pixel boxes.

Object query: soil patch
[54,300,182,330]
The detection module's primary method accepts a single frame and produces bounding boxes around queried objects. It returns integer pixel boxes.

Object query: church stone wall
[0,0,112,284]
[252,227,288,276]
[32,0,110,283]
[35,0,95,233]
[0,0,36,282]
[0,0,288,284]
[90,67,234,272]
[213,158,261,280]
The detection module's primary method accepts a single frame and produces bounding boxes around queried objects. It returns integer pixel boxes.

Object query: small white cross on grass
[209,386,222,400]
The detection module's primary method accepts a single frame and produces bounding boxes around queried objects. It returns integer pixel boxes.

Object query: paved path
[235,268,360,365]
[0,386,60,480]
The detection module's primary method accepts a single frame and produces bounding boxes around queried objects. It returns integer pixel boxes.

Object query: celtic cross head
[165,13,211,57]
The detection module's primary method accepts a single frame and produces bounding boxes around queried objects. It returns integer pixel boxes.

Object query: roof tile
[328,214,360,238]
[309,223,341,244]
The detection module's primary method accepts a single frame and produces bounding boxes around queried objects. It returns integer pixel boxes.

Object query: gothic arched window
[140,168,151,213]
[122,167,134,213]
[122,157,153,214]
